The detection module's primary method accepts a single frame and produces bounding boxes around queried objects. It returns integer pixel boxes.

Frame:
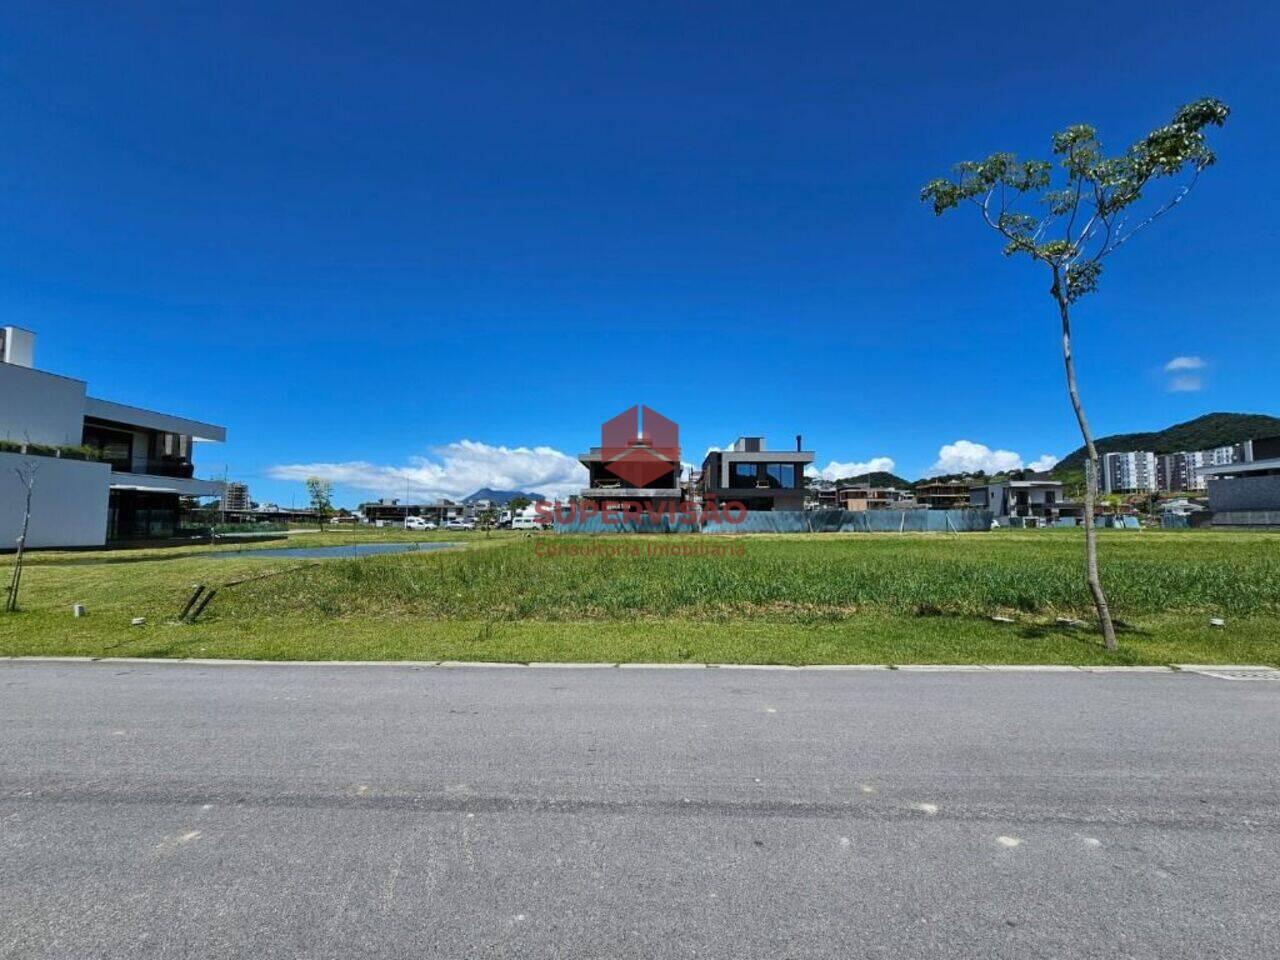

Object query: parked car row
[401,516,478,531]
[337,512,554,531]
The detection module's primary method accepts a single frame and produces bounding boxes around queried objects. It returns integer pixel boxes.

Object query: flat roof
[714,450,815,463]
[1197,457,1280,477]
[85,396,225,442]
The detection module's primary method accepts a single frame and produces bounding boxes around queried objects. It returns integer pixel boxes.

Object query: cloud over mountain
[269,440,585,502]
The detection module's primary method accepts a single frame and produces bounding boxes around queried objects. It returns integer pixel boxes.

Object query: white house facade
[1,327,225,548]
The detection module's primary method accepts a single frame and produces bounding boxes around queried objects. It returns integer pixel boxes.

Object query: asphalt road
[2,661,1278,959]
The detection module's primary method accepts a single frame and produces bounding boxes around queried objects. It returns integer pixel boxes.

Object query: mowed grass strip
[1,529,1277,664]
[4,611,1278,667]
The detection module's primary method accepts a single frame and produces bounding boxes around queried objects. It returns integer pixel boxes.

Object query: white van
[512,508,549,531]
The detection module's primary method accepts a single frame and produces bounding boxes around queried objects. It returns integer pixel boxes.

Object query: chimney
[796,434,802,452]
[1,327,35,368]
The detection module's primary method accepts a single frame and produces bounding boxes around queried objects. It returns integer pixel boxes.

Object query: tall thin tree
[922,98,1229,650]
[5,461,39,613]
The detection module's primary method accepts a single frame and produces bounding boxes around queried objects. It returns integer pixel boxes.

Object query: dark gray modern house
[699,436,814,512]
[1198,435,1280,526]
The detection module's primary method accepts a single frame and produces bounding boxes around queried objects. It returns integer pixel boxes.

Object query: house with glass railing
[1,326,225,547]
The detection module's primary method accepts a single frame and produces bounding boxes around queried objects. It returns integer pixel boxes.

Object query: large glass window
[730,462,758,486]
[766,463,796,488]
[153,432,191,461]
[82,424,133,471]
[150,432,194,477]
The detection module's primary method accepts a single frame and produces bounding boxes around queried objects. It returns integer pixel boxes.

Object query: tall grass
[221,531,1280,623]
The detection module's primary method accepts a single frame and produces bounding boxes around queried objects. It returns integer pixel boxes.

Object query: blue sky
[2,1,1276,505]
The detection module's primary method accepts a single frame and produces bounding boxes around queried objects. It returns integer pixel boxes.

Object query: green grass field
[2,528,1277,665]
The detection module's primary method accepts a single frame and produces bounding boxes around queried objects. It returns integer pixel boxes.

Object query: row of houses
[576,431,1081,527]
[7,325,1280,545]
[353,427,1280,531]
[811,477,1071,526]
[578,434,815,514]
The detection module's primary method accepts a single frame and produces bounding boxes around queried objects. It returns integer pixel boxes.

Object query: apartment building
[1,327,225,548]
[1102,451,1157,494]
[1157,442,1252,492]
[699,436,815,512]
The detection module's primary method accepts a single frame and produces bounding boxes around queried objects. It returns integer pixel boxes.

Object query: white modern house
[968,479,1067,525]
[1,327,226,548]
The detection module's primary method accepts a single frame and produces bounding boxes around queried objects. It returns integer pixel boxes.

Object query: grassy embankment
[1,527,1277,665]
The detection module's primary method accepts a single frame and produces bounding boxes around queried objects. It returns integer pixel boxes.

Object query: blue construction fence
[1098,515,1143,529]
[552,509,994,534]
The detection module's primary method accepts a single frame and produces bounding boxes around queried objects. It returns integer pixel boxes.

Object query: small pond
[206,542,462,560]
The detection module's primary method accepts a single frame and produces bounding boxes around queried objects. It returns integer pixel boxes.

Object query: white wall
[1,327,36,367]
[0,451,111,549]
[0,363,88,448]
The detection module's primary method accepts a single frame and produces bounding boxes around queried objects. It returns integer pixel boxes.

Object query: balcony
[580,487,682,500]
[105,458,195,479]
[109,468,224,498]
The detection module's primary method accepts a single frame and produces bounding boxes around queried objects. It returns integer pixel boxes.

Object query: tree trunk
[6,469,35,613]
[1054,280,1118,651]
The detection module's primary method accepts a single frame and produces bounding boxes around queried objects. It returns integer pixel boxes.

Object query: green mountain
[1056,412,1280,473]
[831,470,915,489]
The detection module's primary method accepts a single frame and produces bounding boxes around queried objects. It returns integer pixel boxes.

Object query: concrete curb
[4,656,1275,673]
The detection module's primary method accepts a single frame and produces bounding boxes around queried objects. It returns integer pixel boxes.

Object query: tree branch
[1102,171,1200,257]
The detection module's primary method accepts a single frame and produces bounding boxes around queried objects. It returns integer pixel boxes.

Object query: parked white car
[444,518,476,530]
[404,516,437,531]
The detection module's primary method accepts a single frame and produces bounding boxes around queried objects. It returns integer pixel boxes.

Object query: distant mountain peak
[463,487,542,504]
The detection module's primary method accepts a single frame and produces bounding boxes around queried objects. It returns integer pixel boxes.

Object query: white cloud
[928,440,1057,476]
[930,440,1022,475]
[805,456,897,482]
[1167,375,1203,393]
[1026,454,1060,472]
[268,440,586,502]
[1164,356,1205,372]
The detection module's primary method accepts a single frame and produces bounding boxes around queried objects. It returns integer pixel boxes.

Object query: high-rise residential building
[223,482,251,512]
[1155,442,1253,492]
[1102,451,1158,494]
